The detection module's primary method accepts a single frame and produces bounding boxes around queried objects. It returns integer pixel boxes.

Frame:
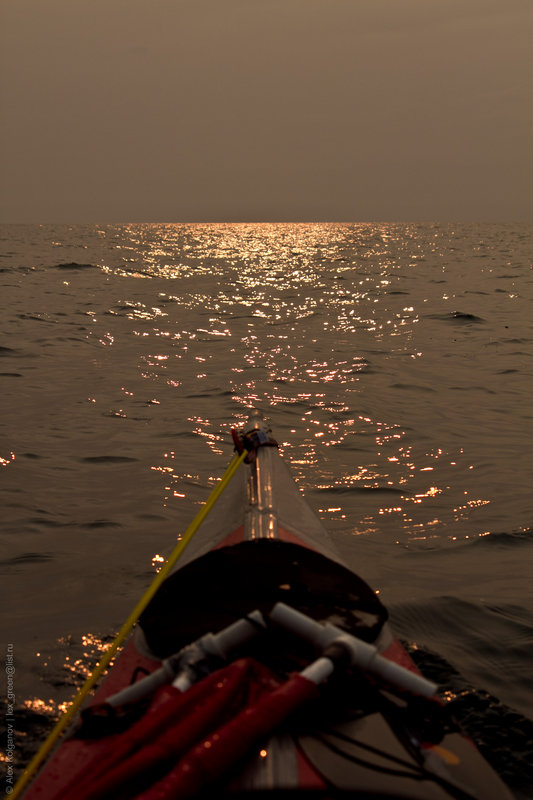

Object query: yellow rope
[12,448,247,799]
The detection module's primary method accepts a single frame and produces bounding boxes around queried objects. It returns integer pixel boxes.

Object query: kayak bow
[20,411,514,800]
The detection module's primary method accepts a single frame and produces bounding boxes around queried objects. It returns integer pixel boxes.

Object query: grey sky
[1,0,532,222]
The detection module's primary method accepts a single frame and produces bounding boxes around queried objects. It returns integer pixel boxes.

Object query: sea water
[1,223,532,793]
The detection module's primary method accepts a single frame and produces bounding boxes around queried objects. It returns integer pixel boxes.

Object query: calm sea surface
[1,223,532,792]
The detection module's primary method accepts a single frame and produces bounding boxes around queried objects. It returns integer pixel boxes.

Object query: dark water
[1,223,532,794]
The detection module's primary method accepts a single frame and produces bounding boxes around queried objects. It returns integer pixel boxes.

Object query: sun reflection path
[87,224,496,546]
[95,224,427,414]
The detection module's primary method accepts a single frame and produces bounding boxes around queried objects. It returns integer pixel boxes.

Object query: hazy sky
[1,0,532,222]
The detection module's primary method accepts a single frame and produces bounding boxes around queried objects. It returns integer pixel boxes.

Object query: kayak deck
[21,412,514,800]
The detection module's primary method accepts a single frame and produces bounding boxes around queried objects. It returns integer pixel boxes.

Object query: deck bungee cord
[12,447,248,800]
